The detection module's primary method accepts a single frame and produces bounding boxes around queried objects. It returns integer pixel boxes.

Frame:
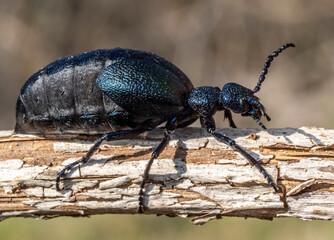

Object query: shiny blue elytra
[15,43,295,213]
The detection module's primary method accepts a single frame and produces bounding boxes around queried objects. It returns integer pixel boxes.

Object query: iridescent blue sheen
[15,43,295,213]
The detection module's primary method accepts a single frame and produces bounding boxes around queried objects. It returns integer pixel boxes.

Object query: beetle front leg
[201,116,278,193]
[224,109,237,128]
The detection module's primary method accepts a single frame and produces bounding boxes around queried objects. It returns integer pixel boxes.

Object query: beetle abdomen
[15,49,126,134]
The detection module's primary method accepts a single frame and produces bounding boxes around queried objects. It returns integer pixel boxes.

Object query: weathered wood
[0,127,333,225]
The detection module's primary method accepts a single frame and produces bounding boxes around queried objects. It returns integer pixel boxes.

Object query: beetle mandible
[15,43,295,213]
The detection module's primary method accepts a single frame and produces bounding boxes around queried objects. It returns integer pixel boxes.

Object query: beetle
[15,43,295,213]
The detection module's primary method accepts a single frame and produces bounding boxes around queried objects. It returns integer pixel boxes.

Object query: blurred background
[1,0,334,239]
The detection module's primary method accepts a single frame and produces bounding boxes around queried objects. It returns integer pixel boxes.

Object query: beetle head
[220,82,270,129]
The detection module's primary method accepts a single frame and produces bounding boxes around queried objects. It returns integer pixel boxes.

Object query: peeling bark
[0,127,333,225]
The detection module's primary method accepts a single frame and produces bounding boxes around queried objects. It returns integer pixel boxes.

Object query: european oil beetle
[15,43,295,213]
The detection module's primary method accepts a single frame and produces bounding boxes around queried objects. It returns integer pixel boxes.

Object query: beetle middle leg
[138,129,171,213]
[56,128,146,191]
[138,112,198,213]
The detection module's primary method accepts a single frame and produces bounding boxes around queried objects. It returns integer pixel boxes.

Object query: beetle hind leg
[56,128,146,191]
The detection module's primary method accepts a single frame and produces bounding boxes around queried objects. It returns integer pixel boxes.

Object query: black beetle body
[15,44,295,213]
[15,48,194,135]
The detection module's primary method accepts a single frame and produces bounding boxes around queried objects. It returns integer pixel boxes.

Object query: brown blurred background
[1,0,334,239]
[1,0,334,130]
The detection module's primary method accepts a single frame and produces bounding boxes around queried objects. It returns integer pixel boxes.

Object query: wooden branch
[0,127,333,225]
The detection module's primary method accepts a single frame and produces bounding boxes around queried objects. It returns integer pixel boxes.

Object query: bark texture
[0,127,333,225]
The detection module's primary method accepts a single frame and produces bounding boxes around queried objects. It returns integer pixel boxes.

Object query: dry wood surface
[0,127,333,225]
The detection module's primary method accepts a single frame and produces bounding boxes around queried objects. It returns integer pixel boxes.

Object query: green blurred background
[1,0,334,239]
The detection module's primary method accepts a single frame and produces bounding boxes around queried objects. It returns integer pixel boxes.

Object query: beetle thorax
[188,86,222,117]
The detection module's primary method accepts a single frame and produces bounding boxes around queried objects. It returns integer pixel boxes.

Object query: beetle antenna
[253,43,295,93]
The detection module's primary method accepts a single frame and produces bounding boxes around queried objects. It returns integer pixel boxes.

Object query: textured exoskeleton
[15,48,195,134]
[15,44,295,213]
